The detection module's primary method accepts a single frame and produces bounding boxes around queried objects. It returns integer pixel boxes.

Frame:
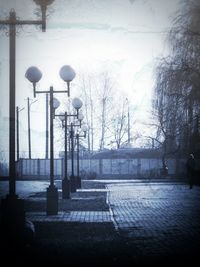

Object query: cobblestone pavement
[1,180,200,265]
[106,182,200,257]
[27,211,111,222]
[24,185,110,220]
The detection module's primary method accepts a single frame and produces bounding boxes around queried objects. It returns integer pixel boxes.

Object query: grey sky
[0,0,182,158]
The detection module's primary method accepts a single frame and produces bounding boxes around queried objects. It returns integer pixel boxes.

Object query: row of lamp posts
[0,0,87,240]
[57,109,87,198]
[25,65,87,215]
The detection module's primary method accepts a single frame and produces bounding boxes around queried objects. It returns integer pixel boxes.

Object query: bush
[79,170,97,180]
[87,171,97,180]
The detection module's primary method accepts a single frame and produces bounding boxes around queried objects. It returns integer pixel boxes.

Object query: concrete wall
[15,157,196,179]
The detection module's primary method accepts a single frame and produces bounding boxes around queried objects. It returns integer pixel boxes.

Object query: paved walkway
[1,180,200,265]
[1,180,200,237]
[27,210,111,222]
[25,186,111,222]
[24,181,200,241]
[106,182,200,256]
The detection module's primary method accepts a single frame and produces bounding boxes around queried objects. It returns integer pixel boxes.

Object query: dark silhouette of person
[163,162,168,176]
[186,154,196,189]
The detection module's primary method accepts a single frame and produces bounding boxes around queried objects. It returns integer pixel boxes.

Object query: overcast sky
[0,0,182,158]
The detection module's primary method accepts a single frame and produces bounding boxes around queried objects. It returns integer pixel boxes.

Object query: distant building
[91,147,163,160]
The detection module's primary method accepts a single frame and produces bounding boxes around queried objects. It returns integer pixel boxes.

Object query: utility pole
[45,93,49,159]
[16,106,19,162]
[26,97,37,159]
[128,104,130,144]
[16,106,24,161]
[126,98,131,146]
[27,97,31,159]
[0,1,54,241]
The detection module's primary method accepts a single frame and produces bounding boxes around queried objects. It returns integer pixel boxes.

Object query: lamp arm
[67,81,70,97]
[33,82,36,98]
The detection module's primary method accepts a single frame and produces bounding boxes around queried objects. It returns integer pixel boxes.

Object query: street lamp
[77,112,84,128]
[76,125,87,189]
[33,0,55,31]
[53,97,60,116]
[81,125,88,137]
[58,98,83,193]
[0,0,54,242]
[70,110,84,191]
[58,112,70,199]
[69,99,83,192]
[56,97,83,196]
[59,65,76,97]
[25,65,76,215]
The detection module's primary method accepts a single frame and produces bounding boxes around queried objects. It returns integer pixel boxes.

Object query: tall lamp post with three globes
[25,65,76,215]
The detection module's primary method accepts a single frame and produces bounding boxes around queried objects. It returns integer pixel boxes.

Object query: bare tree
[108,96,133,149]
[0,150,8,176]
[79,73,96,153]
[78,71,138,151]
[97,72,114,151]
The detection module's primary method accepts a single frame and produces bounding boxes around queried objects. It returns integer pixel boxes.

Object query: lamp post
[126,97,131,147]
[58,112,71,199]
[70,122,76,192]
[76,125,87,189]
[69,99,83,192]
[45,93,49,159]
[77,112,84,128]
[25,65,76,215]
[0,0,54,241]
